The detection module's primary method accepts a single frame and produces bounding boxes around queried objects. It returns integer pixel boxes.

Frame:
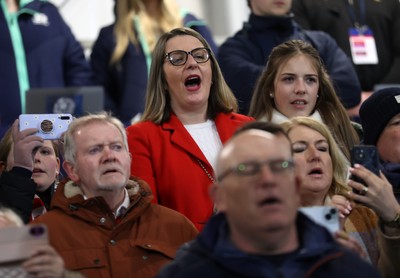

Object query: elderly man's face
[65,121,131,199]
[377,113,400,163]
[215,131,299,237]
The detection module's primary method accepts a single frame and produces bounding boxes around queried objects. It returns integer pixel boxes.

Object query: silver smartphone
[19,114,72,140]
[299,206,340,234]
[0,224,48,264]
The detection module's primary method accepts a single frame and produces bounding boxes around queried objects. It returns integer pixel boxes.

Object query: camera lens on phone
[40,119,53,133]
[29,225,45,237]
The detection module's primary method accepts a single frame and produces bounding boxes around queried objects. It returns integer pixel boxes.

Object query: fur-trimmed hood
[49,177,154,223]
[62,178,145,199]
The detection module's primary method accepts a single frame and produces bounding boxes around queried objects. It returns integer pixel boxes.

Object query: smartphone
[350,145,380,193]
[299,206,340,234]
[19,114,72,140]
[0,224,48,264]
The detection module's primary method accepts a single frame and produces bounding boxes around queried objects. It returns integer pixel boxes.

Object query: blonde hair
[141,27,238,124]
[281,117,350,197]
[249,40,359,159]
[111,0,183,64]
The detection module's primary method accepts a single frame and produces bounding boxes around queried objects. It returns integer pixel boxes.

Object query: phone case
[19,114,72,140]
[0,224,48,264]
[350,145,379,191]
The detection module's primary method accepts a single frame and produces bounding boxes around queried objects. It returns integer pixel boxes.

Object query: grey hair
[63,112,128,165]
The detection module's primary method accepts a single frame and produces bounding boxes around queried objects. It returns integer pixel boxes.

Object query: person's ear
[56,158,61,175]
[0,161,6,174]
[209,184,226,213]
[63,160,79,183]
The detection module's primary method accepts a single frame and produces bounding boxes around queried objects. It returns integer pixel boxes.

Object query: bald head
[211,129,299,254]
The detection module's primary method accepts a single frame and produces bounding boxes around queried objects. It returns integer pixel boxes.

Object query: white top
[259,109,323,124]
[184,120,222,171]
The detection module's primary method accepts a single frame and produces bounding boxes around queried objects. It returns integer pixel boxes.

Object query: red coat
[126,112,254,230]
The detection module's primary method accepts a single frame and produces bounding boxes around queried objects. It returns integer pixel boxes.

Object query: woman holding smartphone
[0,119,61,222]
[281,117,400,276]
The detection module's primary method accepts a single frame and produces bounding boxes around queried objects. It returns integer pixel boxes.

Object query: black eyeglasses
[217,159,295,182]
[165,47,210,66]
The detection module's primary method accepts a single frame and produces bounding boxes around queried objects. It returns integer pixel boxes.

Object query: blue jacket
[0,0,93,136]
[157,212,381,278]
[218,14,361,114]
[90,13,218,126]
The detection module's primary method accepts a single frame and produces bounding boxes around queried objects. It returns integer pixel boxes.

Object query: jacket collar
[185,212,339,276]
[246,13,295,34]
[50,177,154,224]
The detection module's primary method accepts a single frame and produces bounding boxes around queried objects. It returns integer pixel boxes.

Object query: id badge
[348,27,378,65]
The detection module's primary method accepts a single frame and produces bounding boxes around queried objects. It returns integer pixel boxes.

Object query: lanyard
[1,0,34,113]
[346,0,366,29]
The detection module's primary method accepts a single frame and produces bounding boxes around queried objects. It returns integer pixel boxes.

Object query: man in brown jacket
[33,113,198,277]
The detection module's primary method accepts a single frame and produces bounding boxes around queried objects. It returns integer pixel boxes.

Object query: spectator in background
[0,120,60,223]
[281,117,400,275]
[249,40,360,161]
[292,0,400,97]
[127,27,253,231]
[157,128,381,277]
[0,0,93,137]
[33,113,198,277]
[218,0,361,115]
[359,87,400,202]
[91,0,218,125]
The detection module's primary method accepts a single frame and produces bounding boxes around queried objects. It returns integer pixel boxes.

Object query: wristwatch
[380,213,400,228]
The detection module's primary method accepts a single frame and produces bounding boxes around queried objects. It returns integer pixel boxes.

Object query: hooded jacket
[157,212,381,278]
[32,177,198,278]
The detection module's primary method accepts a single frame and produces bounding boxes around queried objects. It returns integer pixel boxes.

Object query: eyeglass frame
[164,47,211,66]
[216,159,295,183]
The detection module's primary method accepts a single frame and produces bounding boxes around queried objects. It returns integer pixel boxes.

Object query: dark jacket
[33,178,198,278]
[217,14,361,114]
[292,0,400,92]
[90,13,218,126]
[0,0,93,137]
[0,167,36,223]
[0,166,54,223]
[157,212,381,278]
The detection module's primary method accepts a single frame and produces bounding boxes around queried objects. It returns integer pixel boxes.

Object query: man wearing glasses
[157,126,380,277]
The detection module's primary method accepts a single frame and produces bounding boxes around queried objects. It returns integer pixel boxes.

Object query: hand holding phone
[19,114,72,140]
[350,145,379,194]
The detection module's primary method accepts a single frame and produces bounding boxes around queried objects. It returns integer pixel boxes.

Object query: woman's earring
[269,93,274,98]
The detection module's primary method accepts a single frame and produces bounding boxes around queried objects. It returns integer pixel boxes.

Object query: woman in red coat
[126,27,254,230]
